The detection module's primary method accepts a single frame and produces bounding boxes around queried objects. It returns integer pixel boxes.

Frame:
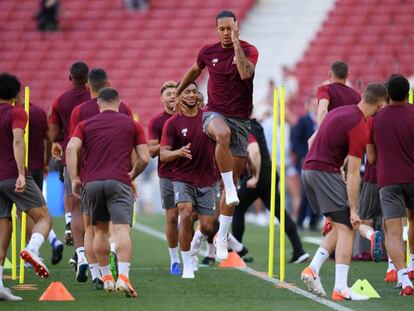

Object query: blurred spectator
[281,65,298,103]
[124,0,149,10]
[290,95,320,230]
[36,0,59,31]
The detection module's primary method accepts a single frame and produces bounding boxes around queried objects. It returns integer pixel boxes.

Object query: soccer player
[69,68,134,287]
[368,75,414,295]
[160,82,217,279]
[148,80,181,275]
[316,61,361,126]
[232,119,309,263]
[175,10,258,260]
[49,62,90,260]
[300,83,387,301]
[67,87,149,297]
[0,73,52,301]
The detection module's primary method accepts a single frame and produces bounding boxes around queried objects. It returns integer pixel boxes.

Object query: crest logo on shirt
[181,128,188,136]
[212,58,219,66]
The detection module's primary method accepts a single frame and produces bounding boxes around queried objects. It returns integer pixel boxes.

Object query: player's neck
[331,78,346,85]
[181,106,198,117]
[0,100,13,106]
[100,107,118,113]
[221,42,234,49]
[165,106,174,115]
[389,100,406,106]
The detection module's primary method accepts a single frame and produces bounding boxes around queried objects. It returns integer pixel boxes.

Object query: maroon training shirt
[49,85,91,160]
[28,103,48,171]
[372,104,414,188]
[0,103,28,181]
[69,97,133,136]
[197,41,258,119]
[317,83,361,112]
[161,109,218,187]
[72,110,146,186]
[148,110,174,179]
[303,105,368,173]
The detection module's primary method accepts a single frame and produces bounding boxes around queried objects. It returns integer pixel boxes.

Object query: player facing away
[368,75,414,296]
[300,83,387,301]
[0,73,52,301]
[148,81,182,275]
[49,62,90,261]
[67,88,149,297]
[160,82,217,279]
[175,10,258,261]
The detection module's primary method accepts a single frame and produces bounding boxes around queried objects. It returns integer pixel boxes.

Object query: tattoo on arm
[234,43,254,79]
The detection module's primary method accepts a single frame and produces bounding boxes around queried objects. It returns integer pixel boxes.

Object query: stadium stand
[0,0,254,125]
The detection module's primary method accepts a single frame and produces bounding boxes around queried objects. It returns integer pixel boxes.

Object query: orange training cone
[219,252,247,269]
[39,282,75,301]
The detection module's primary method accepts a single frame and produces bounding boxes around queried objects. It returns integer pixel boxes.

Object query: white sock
[27,232,45,255]
[89,263,101,280]
[65,212,72,225]
[365,229,374,240]
[387,257,396,272]
[181,251,193,272]
[207,243,215,258]
[168,247,180,266]
[118,262,130,278]
[228,233,243,253]
[110,242,116,253]
[76,247,87,262]
[221,171,235,193]
[398,268,413,288]
[217,215,232,240]
[192,230,206,245]
[100,265,111,277]
[408,253,414,271]
[309,247,329,274]
[47,229,62,247]
[0,265,3,287]
[334,264,349,292]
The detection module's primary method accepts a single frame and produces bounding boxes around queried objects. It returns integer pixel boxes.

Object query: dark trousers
[232,171,304,254]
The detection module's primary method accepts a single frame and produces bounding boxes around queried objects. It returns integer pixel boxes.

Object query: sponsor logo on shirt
[212,58,219,66]
[181,128,188,137]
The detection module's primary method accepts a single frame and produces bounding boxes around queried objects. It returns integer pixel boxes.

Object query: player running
[175,10,258,260]
[148,81,182,275]
[300,83,387,301]
[67,87,149,297]
[160,82,217,278]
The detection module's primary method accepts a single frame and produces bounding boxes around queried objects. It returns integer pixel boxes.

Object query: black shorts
[325,209,352,229]
[29,169,44,191]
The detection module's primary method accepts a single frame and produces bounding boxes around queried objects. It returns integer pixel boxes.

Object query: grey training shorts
[80,187,91,217]
[159,177,175,209]
[359,181,382,220]
[83,180,133,225]
[379,184,414,220]
[173,181,216,216]
[202,111,250,158]
[0,176,46,219]
[63,166,73,197]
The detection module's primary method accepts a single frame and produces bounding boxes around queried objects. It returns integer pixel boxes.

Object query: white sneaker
[76,256,88,283]
[182,269,195,279]
[301,267,326,297]
[20,248,49,278]
[0,286,22,301]
[190,235,205,256]
[225,188,239,206]
[215,237,229,261]
[332,288,369,301]
[192,255,199,272]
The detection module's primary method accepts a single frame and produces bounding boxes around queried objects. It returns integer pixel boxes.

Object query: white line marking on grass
[133,223,354,311]
[303,236,323,245]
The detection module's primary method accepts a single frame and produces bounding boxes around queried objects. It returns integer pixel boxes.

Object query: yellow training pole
[408,89,413,266]
[268,88,279,278]
[279,86,286,282]
[19,86,30,284]
[409,89,413,105]
[11,204,17,280]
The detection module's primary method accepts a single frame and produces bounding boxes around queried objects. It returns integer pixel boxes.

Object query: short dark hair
[216,10,237,23]
[97,87,119,104]
[70,61,89,85]
[387,74,410,101]
[331,61,348,80]
[88,68,108,92]
[363,83,387,105]
[0,73,21,100]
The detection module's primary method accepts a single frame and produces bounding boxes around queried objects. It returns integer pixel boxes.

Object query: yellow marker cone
[351,279,380,298]
[4,258,12,269]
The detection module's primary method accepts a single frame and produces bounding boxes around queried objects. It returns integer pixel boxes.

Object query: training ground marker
[133,222,354,311]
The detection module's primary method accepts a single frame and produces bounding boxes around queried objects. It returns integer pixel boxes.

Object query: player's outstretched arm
[231,20,255,80]
[12,128,26,192]
[176,63,202,97]
[160,144,192,162]
[66,137,82,197]
[129,144,150,180]
[346,155,362,230]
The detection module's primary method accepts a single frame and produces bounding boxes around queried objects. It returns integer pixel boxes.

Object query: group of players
[0,8,413,303]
